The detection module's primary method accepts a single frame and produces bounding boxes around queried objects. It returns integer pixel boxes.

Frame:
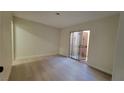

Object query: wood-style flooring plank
[9,56,111,81]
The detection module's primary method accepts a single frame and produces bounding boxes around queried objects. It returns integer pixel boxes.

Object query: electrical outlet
[0,66,3,72]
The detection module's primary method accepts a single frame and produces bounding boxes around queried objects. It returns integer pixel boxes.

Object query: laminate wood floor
[9,56,111,81]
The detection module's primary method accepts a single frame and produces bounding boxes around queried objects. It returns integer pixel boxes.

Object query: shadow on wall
[13,17,60,62]
[14,17,59,42]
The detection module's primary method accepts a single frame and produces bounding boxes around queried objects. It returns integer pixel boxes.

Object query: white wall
[13,17,60,65]
[0,12,12,80]
[59,15,119,74]
[112,12,124,80]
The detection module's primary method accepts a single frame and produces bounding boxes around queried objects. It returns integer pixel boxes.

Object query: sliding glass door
[69,30,90,61]
[69,32,81,60]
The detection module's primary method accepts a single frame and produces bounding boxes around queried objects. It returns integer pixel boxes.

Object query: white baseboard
[13,54,58,66]
[87,63,112,75]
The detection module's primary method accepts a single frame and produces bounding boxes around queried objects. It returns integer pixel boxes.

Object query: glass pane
[79,30,90,61]
[70,32,80,59]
